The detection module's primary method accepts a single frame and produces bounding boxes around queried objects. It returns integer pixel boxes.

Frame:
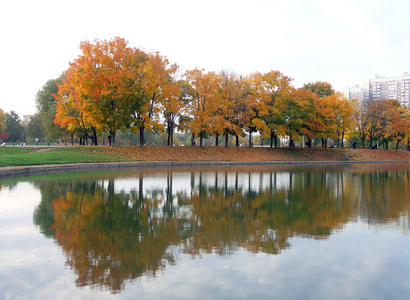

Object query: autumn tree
[332,94,354,148]
[130,52,179,146]
[219,71,247,147]
[162,78,185,147]
[377,100,398,149]
[241,73,271,148]
[303,82,345,148]
[184,69,222,147]
[55,38,152,146]
[350,99,368,149]
[403,108,410,150]
[208,72,238,146]
[303,81,335,98]
[349,99,409,150]
[54,68,99,145]
[0,108,6,133]
[282,88,313,148]
[259,71,292,148]
[244,71,294,148]
[297,89,321,148]
[366,100,386,148]
[378,100,410,150]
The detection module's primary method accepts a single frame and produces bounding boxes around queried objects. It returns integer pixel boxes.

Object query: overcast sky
[1,0,410,117]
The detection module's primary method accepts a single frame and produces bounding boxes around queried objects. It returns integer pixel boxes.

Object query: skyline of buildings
[344,72,410,109]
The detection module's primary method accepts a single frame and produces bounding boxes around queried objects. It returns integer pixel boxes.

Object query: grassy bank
[1,146,410,167]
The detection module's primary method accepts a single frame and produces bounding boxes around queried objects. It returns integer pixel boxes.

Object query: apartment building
[343,85,368,103]
[344,73,410,109]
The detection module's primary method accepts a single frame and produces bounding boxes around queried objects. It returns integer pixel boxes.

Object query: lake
[1,163,409,299]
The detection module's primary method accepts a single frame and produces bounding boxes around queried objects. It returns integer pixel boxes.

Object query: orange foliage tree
[219,71,248,147]
[55,37,150,146]
[258,71,292,147]
[281,88,314,148]
[54,68,98,145]
[184,69,223,146]
[332,94,354,148]
[131,52,180,146]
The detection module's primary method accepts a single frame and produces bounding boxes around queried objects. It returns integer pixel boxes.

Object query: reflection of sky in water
[127,225,410,300]
[112,171,291,195]
[1,167,410,299]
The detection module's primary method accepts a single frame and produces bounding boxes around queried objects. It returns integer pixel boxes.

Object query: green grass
[0,147,127,167]
[0,147,35,155]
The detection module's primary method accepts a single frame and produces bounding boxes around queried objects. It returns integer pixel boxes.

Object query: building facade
[343,85,368,103]
[344,73,410,109]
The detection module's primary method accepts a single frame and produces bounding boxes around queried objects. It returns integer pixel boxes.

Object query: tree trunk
[200,132,203,147]
[167,126,171,146]
[93,127,98,146]
[341,131,345,149]
[235,135,239,147]
[191,133,196,146]
[109,131,116,146]
[167,124,174,147]
[248,131,252,148]
[71,132,74,146]
[396,141,400,150]
[215,134,219,146]
[225,133,229,147]
[139,127,145,147]
[270,130,274,148]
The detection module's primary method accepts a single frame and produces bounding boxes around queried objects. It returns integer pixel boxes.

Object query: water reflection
[31,164,410,293]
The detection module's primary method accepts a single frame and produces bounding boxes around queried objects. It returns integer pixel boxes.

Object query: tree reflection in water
[33,164,410,293]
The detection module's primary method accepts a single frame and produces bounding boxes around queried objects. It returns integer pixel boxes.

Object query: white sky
[1,0,410,118]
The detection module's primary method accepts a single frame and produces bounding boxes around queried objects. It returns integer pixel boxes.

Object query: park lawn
[0,146,129,167]
[0,147,34,155]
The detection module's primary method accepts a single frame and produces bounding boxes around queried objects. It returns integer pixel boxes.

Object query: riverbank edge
[1,160,409,179]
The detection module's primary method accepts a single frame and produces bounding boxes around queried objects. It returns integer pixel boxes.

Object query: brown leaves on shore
[93,146,410,163]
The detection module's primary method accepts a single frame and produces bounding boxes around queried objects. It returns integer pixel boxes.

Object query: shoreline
[2,159,410,179]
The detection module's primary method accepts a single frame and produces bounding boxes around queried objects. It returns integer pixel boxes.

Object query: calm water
[1,164,410,300]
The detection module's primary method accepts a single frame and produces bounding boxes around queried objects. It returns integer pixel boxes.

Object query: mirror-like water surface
[1,164,409,299]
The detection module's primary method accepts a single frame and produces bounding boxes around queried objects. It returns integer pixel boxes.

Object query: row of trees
[354,99,410,150]
[3,37,410,149]
[50,37,356,148]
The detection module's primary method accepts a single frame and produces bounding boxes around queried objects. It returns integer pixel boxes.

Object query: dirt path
[28,147,59,153]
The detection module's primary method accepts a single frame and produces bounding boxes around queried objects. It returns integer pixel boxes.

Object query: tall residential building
[345,73,410,109]
[343,85,368,104]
